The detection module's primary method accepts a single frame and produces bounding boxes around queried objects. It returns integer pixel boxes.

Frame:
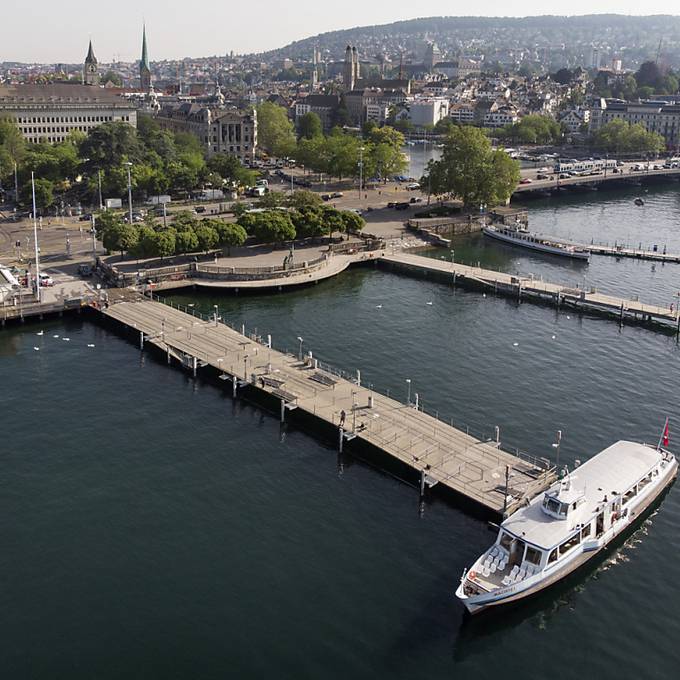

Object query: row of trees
[98,210,248,259]
[593,61,680,100]
[494,115,563,145]
[255,102,408,180]
[0,114,260,211]
[420,126,520,208]
[591,119,666,154]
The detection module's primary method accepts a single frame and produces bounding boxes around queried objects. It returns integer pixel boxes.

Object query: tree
[321,206,345,236]
[0,117,25,181]
[592,119,665,154]
[79,121,143,171]
[206,152,256,186]
[20,177,54,211]
[238,211,296,243]
[215,222,247,252]
[172,210,199,231]
[290,207,325,238]
[340,210,365,234]
[175,230,199,255]
[258,191,288,209]
[635,61,664,91]
[155,230,176,260]
[131,226,158,259]
[194,223,219,252]
[101,70,123,86]
[298,112,323,140]
[551,68,574,85]
[287,189,322,210]
[422,126,520,209]
[102,222,139,257]
[256,102,297,157]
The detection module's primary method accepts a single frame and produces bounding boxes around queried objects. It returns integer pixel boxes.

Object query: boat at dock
[455,439,678,615]
[483,223,591,260]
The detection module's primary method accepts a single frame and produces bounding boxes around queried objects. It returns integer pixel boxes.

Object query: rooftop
[502,440,664,549]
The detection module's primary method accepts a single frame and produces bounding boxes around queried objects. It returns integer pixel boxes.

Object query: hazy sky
[3,1,680,63]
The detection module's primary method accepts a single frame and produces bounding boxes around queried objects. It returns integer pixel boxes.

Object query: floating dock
[380,252,680,332]
[102,298,556,516]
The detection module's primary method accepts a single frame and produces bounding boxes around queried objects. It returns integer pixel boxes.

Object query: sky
[2,0,680,63]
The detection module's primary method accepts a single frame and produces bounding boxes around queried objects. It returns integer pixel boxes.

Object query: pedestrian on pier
[340,409,346,427]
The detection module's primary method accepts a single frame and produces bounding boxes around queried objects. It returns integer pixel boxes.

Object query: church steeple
[83,40,99,86]
[140,24,151,92]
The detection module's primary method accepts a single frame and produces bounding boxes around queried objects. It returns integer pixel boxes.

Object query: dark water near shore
[2,185,680,678]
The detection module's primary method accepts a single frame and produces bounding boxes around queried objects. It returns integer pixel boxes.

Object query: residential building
[483,106,519,127]
[408,98,450,127]
[449,103,475,124]
[0,84,137,144]
[559,108,590,134]
[294,94,340,132]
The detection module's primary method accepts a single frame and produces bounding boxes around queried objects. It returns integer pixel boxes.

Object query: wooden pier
[559,240,680,264]
[102,298,556,516]
[380,252,680,333]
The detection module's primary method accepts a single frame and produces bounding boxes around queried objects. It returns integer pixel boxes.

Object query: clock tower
[83,40,100,86]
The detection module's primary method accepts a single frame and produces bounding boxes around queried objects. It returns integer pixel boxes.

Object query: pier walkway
[103,298,556,516]
[381,252,680,331]
[550,238,680,264]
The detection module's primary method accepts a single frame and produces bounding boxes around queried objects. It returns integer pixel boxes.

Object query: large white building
[589,99,680,149]
[408,98,450,127]
[0,84,137,144]
[155,102,257,160]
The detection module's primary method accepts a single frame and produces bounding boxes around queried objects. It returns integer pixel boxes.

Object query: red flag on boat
[662,420,670,447]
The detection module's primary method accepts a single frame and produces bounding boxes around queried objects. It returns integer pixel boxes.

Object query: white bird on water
[87,344,95,348]
[513,342,519,347]
[52,334,59,338]
[426,301,433,306]
[62,337,70,342]
[375,304,383,309]
[33,346,40,351]
[36,330,44,336]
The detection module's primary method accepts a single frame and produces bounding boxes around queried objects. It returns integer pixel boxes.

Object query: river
[1,184,679,678]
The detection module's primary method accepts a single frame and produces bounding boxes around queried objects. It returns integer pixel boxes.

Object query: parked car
[195,206,206,213]
[78,213,92,222]
[405,183,420,190]
[395,202,410,210]
[519,178,533,184]
[410,197,423,203]
[331,192,343,198]
[77,264,93,277]
[38,273,54,287]
[536,173,549,180]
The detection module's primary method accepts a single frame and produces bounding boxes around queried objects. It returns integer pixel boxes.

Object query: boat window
[559,532,581,556]
[525,546,543,566]
[543,496,563,515]
[581,523,592,540]
[499,532,513,550]
[548,548,558,564]
[638,473,653,491]
[622,486,638,505]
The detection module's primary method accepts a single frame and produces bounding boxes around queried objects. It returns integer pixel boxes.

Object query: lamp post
[358,146,365,211]
[125,162,133,226]
[297,335,304,361]
[552,430,562,470]
[14,161,19,206]
[98,169,104,210]
[405,378,411,405]
[31,172,41,302]
[213,304,219,327]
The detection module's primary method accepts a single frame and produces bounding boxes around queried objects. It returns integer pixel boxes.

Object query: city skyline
[3,1,680,63]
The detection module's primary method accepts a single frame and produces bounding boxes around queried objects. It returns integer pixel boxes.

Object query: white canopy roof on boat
[501,441,664,550]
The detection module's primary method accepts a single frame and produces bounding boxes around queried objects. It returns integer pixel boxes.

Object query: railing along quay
[100,297,556,517]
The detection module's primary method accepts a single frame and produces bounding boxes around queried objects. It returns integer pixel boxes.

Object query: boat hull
[483,227,590,260]
[457,456,678,614]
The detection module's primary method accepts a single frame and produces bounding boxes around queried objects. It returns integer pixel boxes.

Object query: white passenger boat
[455,440,677,614]
[483,223,591,260]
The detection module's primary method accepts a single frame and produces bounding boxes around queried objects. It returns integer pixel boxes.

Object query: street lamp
[213,304,219,327]
[405,378,411,405]
[98,169,104,210]
[30,172,41,302]
[124,162,133,226]
[358,146,365,210]
[552,430,562,470]
[297,335,304,361]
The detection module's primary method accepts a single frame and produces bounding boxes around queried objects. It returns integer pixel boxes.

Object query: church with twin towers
[82,25,153,92]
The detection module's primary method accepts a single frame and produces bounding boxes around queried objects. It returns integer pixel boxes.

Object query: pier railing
[153,293,558,482]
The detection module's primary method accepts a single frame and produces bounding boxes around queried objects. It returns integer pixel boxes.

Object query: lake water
[2,183,680,678]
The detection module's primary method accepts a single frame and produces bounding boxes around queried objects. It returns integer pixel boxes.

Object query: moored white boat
[455,440,677,614]
[483,223,591,260]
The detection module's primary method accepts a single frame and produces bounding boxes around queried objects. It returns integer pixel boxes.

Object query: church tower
[83,40,100,86]
[140,25,152,92]
[343,45,359,91]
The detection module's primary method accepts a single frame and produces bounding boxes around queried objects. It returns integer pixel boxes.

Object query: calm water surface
[2,186,680,678]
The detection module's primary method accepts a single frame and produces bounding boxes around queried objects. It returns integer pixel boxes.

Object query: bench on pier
[309,372,337,387]
[261,376,286,388]
[271,388,298,403]
[512,462,544,479]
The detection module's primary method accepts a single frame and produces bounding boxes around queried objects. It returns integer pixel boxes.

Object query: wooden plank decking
[103,298,555,515]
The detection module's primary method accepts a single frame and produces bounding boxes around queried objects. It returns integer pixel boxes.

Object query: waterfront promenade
[103,297,556,516]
